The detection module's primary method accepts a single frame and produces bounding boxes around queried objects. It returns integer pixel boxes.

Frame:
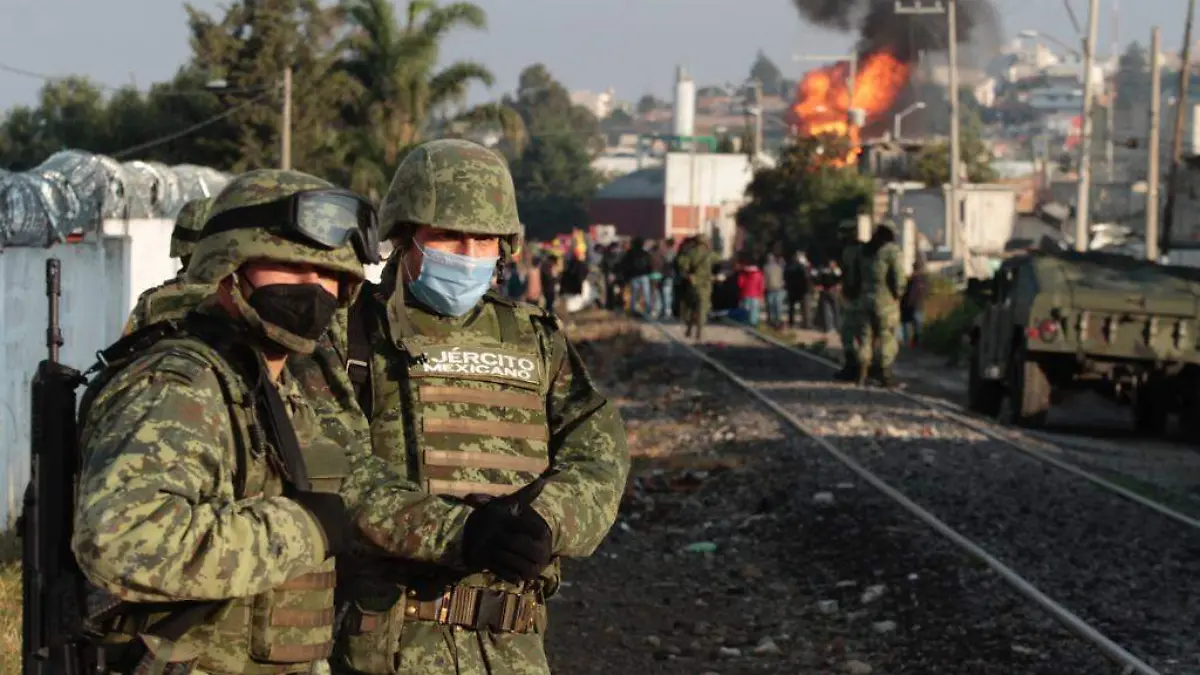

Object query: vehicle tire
[1133,379,1169,436]
[967,346,1003,417]
[1010,345,1051,428]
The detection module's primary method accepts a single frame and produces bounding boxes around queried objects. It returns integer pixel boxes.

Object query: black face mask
[246,283,339,342]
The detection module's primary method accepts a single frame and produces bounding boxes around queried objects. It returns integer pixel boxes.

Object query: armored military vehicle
[966,247,1200,436]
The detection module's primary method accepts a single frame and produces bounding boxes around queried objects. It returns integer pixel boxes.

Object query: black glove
[289,490,351,558]
[462,479,553,584]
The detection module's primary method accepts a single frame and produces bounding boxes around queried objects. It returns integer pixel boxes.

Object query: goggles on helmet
[202,188,381,264]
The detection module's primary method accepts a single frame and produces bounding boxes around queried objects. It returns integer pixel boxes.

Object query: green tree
[334,0,523,196]
[914,108,997,185]
[0,78,110,169]
[636,93,662,114]
[185,0,355,177]
[736,134,873,258]
[510,133,600,240]
[505,65,598,135]
[749,50,784,96]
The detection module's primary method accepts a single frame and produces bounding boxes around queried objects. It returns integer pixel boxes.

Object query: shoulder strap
[346,289,388,420]
[346,291,375,420]
[484,289,528,345]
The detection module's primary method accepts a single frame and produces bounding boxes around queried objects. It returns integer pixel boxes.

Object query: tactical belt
[362,587,539,634]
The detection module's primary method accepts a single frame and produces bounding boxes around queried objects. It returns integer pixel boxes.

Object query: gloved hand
[462,479,553,584]
[289,490,351,558]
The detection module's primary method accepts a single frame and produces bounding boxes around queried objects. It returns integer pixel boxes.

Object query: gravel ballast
[544,315,1124,674]
[661,321,1200,674]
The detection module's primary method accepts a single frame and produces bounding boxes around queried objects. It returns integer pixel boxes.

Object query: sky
[0,0,1187,113]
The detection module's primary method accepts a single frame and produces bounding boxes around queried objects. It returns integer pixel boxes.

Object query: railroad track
[648,319,1200,675]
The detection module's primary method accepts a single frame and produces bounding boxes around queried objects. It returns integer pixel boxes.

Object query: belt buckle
[474,590,507,633]
[435,587,453,624]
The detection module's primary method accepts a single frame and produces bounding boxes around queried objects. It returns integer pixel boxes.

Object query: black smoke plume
[792,0,1001,63]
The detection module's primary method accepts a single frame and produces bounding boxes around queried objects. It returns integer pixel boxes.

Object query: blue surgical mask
[408,244,499,317]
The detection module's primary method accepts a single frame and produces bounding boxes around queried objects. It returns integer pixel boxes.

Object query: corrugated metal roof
[593,167,665,201]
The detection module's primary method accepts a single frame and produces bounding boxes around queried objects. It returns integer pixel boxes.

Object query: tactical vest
[82,318,347,675]
[338,289,560,674]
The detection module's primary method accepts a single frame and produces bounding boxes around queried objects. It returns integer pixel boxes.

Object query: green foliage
[735,134,874,259]
[749,50,785,96]
[0,0,514,196]
[914,106,997,186]
[636,94,662,114]
[921,295,983,358]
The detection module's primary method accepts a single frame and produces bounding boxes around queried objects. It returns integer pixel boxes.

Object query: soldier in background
[834,220,863,381]
[121,197,215,335]
[854,221,906,387]
[677,233,717,341]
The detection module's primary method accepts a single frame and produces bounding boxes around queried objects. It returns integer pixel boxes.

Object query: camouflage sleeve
[530,329,631,558]
[72,350,328,603]
[887,246,907,300]
[291,345,473,566]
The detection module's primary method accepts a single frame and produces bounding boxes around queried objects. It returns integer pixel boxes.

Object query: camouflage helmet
[379,138,522,251]
[169,197,213,262]
[187,169,366,292]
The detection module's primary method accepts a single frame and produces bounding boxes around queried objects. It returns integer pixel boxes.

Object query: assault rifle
[22,259,93,675]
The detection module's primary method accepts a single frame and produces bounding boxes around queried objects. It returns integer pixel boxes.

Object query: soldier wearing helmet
[121,197,216,335]
[72,170,416,675]
[835,219,865,381]
[675,232,718,340]
[333,138,630,675]
[853,220,906,387]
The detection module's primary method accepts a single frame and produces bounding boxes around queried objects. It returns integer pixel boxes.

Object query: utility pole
[751,79,764,156]
[1162,0,1196,255]
[895,0,961,260]
[1074,0,1101,252]
[281,65,293,170]
[1147,27,1163,262]
[1106,0,1119,182]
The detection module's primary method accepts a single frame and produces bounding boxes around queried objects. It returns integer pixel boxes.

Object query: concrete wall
[0,238,132,523]
[0,218,176,523]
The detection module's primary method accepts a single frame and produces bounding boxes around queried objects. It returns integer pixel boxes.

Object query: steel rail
[721,320,1200,531]
[650,320,1163,675]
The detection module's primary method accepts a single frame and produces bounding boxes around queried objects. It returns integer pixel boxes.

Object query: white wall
[102,218,179,312]
[0,237,131,523]
[664,153,758,208]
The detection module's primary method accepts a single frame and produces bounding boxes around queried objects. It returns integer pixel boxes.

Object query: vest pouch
[248,446,348,664]
[335,583,407,675]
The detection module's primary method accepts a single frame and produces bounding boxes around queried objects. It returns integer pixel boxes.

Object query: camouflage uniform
[676,235,716,340]
[835,221,863,381]
[333,139,631,675]
[853,222,906,386]
[71,171,399,675]
[122,197,217,336]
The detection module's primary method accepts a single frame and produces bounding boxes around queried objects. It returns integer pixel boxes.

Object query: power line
[0,62,265,98]
[110,93,271,159]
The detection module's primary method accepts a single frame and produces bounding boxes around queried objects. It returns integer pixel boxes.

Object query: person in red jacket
[735,253,765,326]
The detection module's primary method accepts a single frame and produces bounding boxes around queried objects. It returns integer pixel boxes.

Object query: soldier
[677,233,716,340]
[835,220,863,381]
[122,197,216,335]
[854,221,906,387]
[71,170,412,675]
[334,138,630,675]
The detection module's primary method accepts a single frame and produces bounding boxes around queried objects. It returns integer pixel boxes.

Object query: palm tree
[337,0,525,196]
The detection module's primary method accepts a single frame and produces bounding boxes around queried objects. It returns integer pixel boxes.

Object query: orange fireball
[789,49,911,164]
